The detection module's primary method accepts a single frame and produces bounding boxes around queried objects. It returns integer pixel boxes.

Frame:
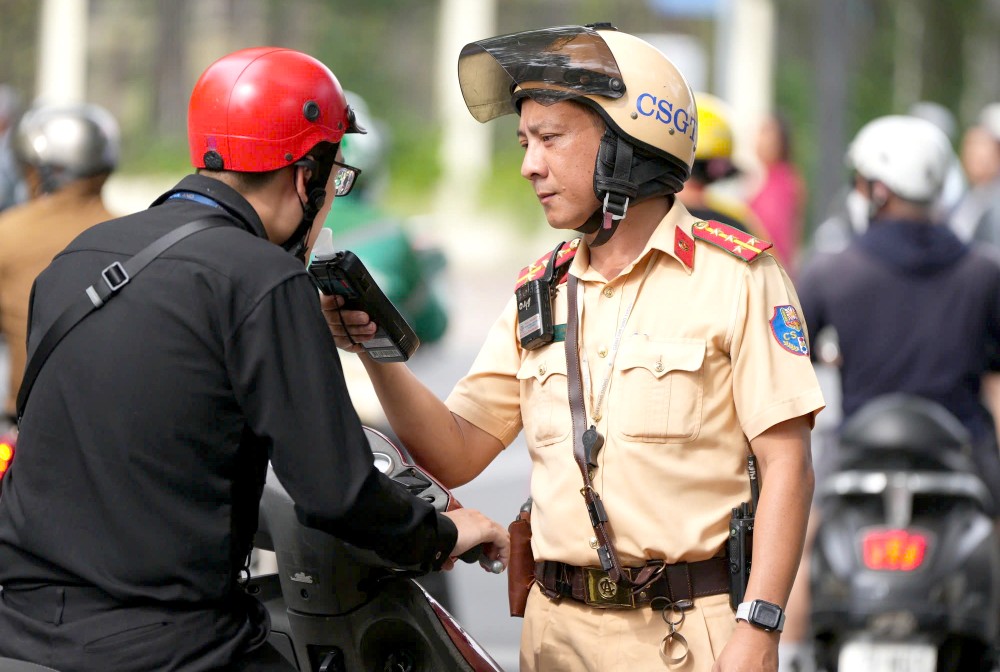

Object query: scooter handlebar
[458,545,504,574]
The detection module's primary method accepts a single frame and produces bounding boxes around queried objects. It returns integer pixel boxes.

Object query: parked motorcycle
[248,425,505,672]
[810,394,1000,671]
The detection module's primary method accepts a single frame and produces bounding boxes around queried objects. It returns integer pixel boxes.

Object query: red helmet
[188,47,362,172]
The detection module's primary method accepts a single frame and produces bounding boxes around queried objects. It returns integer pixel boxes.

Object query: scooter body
[250,426,505,672]
[810,395,1000,672]
[0,427,501,672]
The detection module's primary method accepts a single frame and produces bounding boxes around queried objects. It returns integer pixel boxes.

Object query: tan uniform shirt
[447,201,824,567]
[0,179,115,416]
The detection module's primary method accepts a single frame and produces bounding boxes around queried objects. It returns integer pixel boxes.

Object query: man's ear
[293,156,319,197]
[871,181,890,209]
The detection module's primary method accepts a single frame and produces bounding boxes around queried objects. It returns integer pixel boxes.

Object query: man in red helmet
[0,47,508,672]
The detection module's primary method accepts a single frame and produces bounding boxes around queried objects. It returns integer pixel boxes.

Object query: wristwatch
[735,600,785,632]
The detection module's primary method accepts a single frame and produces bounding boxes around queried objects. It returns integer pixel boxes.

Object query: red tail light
[862,529,929,571]
[0,438,14,477]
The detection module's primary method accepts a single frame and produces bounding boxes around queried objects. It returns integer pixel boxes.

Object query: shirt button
[603,287,615,298]
[435,551,442,559]
[589,536,599,549]
[598,346,608,358]
[539,364,547,376]
[655,361,664,372]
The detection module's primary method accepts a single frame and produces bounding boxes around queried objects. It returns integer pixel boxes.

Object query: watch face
[751,601,782,629]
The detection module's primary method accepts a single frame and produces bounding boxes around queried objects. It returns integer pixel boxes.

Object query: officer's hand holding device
[309,229,419,362]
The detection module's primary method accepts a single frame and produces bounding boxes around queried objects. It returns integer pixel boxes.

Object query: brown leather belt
[535,557,730,609]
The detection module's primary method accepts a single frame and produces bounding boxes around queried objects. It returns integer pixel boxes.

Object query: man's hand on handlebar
[321,294,376,354]
[442,509,510,574]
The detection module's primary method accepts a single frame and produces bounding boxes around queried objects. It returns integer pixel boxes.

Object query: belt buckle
[583,567,634,608]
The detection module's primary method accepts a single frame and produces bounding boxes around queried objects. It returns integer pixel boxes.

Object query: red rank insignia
[515,238,580,289]
[674,225,695,269]
[692,220,772,262]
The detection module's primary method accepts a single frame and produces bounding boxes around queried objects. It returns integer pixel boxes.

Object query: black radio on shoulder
[517,242,565,351]
[517,279,555,350]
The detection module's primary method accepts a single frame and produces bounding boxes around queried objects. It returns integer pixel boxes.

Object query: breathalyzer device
[308,229,419,362]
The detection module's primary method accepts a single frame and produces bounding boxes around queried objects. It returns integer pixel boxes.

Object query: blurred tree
[152,0,189,139]
[774,0,1000,237]
[0,0,41,102]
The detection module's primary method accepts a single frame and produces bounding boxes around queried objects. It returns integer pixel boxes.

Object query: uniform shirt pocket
[516,346,571,447]
[616,336,706,442]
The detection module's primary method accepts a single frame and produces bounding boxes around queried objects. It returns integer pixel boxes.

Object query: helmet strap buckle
[602,192,630,229]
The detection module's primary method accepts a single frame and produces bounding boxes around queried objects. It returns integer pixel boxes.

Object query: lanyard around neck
[577,251,658,423]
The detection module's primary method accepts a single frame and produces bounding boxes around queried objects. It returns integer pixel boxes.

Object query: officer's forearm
[744,416,815,610]
[359,356,495,487]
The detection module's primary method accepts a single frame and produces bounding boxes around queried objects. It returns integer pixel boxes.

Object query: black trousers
[0,585,295,672]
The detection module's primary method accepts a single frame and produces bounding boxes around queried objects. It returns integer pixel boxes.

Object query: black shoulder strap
[16,216,231,421]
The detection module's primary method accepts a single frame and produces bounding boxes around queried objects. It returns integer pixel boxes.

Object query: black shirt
[0,174,456,606]
[797,218,1000,443]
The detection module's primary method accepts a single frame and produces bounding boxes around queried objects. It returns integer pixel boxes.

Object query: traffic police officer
[0,47,508,672]
[329,25,823,671]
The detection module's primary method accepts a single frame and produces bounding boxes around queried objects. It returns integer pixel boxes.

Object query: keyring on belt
[651,597,694,666]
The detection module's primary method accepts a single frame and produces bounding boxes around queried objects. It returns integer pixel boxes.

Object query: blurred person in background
[748,112,806,275]
[950,103,1000,249]
[809,101,970,261]
[908,100,967,217]
[329,24,823,672]
[0,102,120,426]
[677,92,765,236]
[0,84,26,213]
[787,115,1000,671]
[0,47,508,672]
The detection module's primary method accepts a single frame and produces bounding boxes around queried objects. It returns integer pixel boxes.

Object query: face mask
[845,189,870,234]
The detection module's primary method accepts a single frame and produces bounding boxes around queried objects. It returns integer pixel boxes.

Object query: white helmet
[846,115,953,203]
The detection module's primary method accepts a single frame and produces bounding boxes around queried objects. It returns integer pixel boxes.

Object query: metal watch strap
[565,273,627,583]
[16,216,231,421]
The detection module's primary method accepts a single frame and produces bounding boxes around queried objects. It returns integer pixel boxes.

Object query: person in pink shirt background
[749,112,807,275]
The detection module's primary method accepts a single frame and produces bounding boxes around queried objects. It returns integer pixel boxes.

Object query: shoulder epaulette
[515,238,580,289]
[692,220,773,262]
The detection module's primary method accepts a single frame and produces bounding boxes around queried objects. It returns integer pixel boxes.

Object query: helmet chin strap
[284,187,326,262]
[283,158,331,262]
[577,129,681,247]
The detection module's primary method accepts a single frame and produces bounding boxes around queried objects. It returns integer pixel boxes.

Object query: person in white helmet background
[327,23,824,671]
[788,115,1000,670]
[799,114,1000,488]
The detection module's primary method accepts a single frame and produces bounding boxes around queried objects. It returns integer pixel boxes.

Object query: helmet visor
[458,25,625,123]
